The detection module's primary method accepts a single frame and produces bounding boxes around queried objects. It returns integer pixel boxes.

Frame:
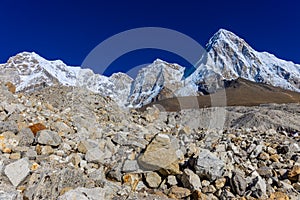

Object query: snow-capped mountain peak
[127,59,185,107]
[187,29,300,94]
[0,52,79,91]
[0,29,299,109]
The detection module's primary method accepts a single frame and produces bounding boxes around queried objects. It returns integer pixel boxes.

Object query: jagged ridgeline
[0,29,299,109]
[0,29,300,199]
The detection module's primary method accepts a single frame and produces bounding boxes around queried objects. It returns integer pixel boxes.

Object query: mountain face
[0,29,299,108]
[127,59,185,107]
[187,29,300,93]
[0,52,133,107]
[0,52,78,92]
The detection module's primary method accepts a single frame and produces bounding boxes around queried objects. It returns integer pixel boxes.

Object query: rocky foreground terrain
[0,82,299,200]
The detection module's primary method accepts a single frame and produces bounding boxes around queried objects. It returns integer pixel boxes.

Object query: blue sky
[0,0,299,76]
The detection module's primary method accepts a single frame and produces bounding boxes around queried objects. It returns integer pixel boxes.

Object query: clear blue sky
[1,0,299,76]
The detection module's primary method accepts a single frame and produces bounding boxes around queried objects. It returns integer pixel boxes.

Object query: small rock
[41,145,54,155]
[28,123,46,136]
[167,175,178,186]
[215,177,226,189]
[269,192,289,200]
[168,186,191,199]
[77,140,98,154]
[201,180,210,187]
[259,152,270,160]
[231,172,247,196]
[85,147,105,164]
[25,148,37,160]
[267,147,277,155]
[202,185,217,193]
[191,190,208,200]
[5,82,16,94]
[179,126,191,135]
[181,168,201,190]
[0,131,20,152]
[122,160,139,172]
[69,153,81,168]
[52,121,72,135]
[0,121,18,134]
[277,145,289,154]
[292,182,300,191]
[4,158,30,186]
[249,172,267,199]
[18,128,34,146]
[0,191,20,200]
[220,189,236,199]
[288,165,300,181]
[9,152,21,160]
[122,173,140,191]
[257,166,273,178]
[58,187,105,200]
[31,162,39,171]
[112,131,148,149]
[195,148,225,181]
[36,130,62,147]
[145,172,162,188]
[250,144,263,158]
[266,129,277,135]
[270,154,280,162]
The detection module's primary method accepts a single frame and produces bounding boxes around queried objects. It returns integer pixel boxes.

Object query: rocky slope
[143,78,300,112]
[0,82,299,199]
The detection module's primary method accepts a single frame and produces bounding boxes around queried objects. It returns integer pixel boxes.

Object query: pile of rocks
[0,82,299,199]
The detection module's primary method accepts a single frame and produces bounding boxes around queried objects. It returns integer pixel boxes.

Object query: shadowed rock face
[143,78,300,112]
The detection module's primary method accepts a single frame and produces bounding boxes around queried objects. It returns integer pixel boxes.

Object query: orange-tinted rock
[288,165,300,182]
[29,123,46,136]
[269,192,289,200]
[5,82,16,94]
[168,186,191,199]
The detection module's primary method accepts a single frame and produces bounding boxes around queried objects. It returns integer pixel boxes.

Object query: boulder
[145,172,162,188]
[58,187,105,200]
[180,169,201,190]
[138,134,180,174]
[4,158,30,186]
[36,130,62,147]
[195,148,225,181]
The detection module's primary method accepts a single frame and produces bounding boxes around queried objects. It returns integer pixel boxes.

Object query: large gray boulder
[58,187,105,200]
[195,148,225,181]
[4,158,30,186]
[36,130,62,147]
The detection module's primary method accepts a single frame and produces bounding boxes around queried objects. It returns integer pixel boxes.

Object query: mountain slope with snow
[186,29,300,94]
[127,59,185,107]
[0,52,133,107]
[0,29,299,108]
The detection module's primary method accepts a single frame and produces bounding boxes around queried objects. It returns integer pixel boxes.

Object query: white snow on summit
[186,28,300,93]
[0,29,299,108]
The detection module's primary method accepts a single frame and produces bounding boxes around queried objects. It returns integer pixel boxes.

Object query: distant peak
[206,28,244,50]
[211,28,239,41]
[153,58,167,64]
[215,28,232,35]
[15,51,39,57]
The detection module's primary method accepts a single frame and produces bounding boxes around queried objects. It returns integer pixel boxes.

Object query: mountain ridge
[0,28,299,108]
